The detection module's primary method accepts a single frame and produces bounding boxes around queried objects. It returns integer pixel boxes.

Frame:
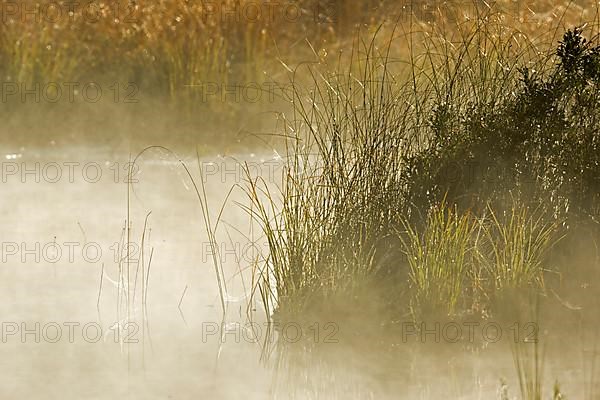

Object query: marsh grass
[242,25,418,321]
[0,0,352,103]
[238,2,600,329]
[397,201,562,320]
[400,203,477,315]
[483,205,563,291]
[1,0,597,139]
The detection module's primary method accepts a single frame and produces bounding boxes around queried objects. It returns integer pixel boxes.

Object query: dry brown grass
[0,1,595,94]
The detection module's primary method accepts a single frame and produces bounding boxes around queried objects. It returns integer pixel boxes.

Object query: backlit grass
[241,5,600,327]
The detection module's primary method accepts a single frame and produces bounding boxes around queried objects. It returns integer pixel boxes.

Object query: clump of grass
[397,201,562,318]
[399,203,477,315]
[482,205,562,291]
[241,4,599,326]
[243,24,420,321]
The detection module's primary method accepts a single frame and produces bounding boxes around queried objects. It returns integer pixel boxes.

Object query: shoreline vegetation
[244,17,600,323]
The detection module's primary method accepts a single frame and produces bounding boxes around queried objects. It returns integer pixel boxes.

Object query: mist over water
[0,144,267,397]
